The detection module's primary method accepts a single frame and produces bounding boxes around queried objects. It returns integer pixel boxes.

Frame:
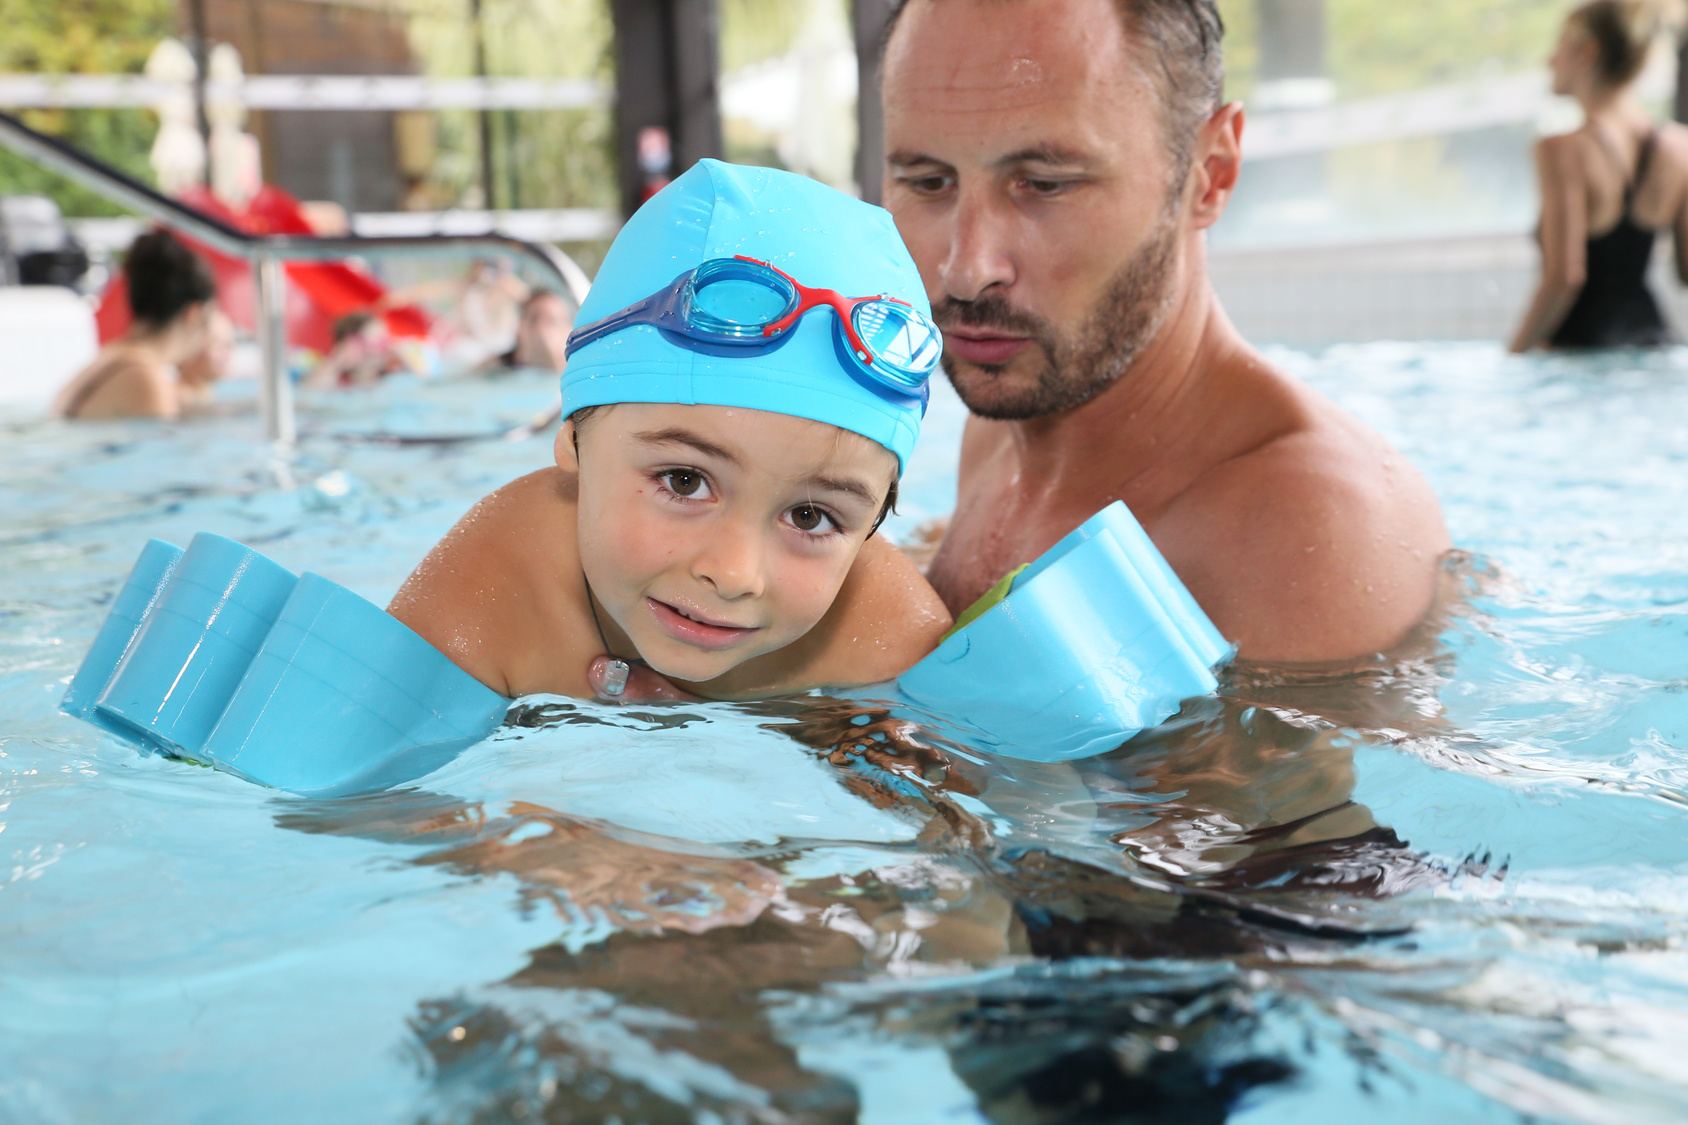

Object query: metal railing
[0,110,595,444]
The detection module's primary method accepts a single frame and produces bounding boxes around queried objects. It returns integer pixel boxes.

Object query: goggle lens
[686,260,796,338]
[853,300,944,387]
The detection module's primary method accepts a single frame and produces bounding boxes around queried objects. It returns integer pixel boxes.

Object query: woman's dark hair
[568,405,901,534]
[124,229,216,328]
[1571,0,1667,88]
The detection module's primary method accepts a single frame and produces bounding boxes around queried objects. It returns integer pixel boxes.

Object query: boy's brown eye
[790,504,822,531]
[666,470,703,496]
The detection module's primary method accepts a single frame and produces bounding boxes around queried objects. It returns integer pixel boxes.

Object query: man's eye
[1022,178,1067,195]
[786,504,837,534]
[662,470,709,498]
[901,173,952,196]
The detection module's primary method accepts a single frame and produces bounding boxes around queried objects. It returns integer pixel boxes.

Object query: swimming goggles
[563,256,943,395]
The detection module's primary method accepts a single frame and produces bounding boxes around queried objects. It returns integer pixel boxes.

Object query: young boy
[390,161,953,701]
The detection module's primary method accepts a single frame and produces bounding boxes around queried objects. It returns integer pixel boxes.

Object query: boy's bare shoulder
[389,468,594,697]
[820,532,953,682]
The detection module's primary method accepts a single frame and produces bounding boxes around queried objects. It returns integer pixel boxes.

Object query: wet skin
[881,0,1450,662]
[55,300,214,420]
[390,403,951,700]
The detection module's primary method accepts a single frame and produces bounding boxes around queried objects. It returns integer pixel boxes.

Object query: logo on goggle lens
[852,302,942,386]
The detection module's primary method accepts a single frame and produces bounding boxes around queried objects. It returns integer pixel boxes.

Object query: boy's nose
[691,525,765,601]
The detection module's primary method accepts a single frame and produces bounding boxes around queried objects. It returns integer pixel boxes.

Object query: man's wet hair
[885,0,1227,180]
[124,229,216,329]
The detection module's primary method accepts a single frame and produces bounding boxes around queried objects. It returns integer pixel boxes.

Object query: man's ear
[555,419,579,472]
[1188,101,1245,232]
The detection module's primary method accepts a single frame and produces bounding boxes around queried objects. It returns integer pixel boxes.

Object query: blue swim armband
[62,532,510,796]
[893,502,1233,763]
[63,503,1222,789]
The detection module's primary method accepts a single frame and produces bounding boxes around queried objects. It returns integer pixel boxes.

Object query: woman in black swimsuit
[1511,0,1688,352]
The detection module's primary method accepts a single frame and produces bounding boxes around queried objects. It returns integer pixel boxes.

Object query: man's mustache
[932,295,1050,340]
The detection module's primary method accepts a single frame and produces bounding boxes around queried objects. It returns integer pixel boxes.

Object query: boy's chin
[639,643,748,687]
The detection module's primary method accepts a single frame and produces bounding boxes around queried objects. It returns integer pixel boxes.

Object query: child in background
[306,312,420,387]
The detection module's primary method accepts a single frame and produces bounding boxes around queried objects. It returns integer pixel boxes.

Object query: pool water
[5,348,1688,1124]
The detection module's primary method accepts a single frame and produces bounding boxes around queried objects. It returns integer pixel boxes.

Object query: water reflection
[274,584,1474,1123]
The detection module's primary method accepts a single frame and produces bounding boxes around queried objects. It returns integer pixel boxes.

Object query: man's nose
[940,187,1017,303]
[691,522,766,601]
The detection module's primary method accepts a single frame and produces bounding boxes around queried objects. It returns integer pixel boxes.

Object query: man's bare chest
[926,487,1084,614]
[924,439,1182,614]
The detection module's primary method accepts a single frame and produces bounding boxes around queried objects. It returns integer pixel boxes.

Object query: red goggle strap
[733,255,911,365]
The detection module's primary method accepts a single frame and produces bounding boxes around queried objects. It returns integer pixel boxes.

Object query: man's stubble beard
[937,215,1181,422]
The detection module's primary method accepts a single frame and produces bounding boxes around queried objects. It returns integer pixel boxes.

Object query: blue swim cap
[561,160,930,473]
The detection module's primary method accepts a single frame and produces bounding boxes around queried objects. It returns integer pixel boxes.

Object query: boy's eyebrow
[633,427,743,467]
[635,427,880,505]
[806,475,879,506]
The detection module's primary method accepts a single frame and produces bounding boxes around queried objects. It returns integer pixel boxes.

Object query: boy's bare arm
[390,469,594,699]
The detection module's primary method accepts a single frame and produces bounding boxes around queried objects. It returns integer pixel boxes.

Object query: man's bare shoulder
[1154,390,1450,663]
[389,468,591,697]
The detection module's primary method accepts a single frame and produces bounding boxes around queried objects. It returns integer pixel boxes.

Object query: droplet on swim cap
[561,160,932,473]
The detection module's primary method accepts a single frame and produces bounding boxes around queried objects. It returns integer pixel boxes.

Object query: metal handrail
[0,109,596,443]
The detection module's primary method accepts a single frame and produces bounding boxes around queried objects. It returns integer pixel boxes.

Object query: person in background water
[54,229,217,420]
[175,306,234,410]
[1512,0,1688,351]
[305,312,419,388]
[455,257,528,363]
[380,257,530,369]
[485,289,573,374]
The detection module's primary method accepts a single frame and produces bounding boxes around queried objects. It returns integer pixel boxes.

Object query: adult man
[881,0,1448,663]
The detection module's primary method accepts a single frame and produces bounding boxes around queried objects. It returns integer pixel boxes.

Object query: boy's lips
[944,328,1032,367]
[647,598,759,650]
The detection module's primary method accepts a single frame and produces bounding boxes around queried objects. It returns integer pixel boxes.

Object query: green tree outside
[1216,0,1570,102]
[404,0,615,214]
[0,0,174,216]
